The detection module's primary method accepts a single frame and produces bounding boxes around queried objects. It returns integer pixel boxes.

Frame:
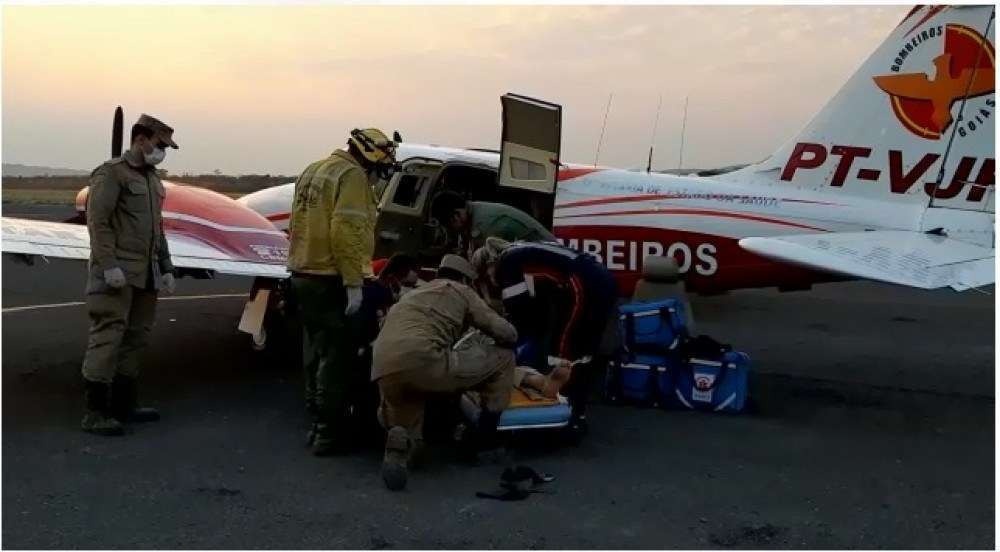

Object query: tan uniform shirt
[86,149,173,292]
[371,278,517,381]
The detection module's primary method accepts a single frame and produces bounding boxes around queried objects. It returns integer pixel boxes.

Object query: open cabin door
[498,93,562,227]
[499,94,561,194]
[373,158,444,262]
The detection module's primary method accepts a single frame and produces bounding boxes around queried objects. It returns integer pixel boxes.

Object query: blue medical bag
[670,351,750,413]
[605,357,676,407]
[617,299,688,358]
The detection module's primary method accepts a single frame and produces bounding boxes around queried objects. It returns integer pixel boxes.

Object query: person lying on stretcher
[455,329,573,401]
[515,362,572,400]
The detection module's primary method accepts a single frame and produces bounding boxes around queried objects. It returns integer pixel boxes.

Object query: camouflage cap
[136,113,178,149]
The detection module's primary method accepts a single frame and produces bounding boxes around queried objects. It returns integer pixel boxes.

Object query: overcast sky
[2,5,908,175]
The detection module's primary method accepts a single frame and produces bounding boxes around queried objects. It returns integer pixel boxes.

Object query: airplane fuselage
[240,142,990,295]
[550,161,903,294]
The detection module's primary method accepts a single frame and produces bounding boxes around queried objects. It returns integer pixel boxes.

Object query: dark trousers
[290,274,358,444]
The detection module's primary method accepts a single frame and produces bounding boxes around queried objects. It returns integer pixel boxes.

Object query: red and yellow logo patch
[874,24,995,140]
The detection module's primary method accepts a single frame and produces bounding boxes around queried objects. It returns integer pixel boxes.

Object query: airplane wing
[739,231,994,291]
[2,217,289,279]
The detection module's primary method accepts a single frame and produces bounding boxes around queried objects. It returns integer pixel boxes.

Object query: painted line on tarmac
[1,301,85,313]
[2,293,248,314]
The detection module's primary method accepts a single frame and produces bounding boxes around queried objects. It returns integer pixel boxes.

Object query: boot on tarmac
[111,375,160,423]
[81,380,124,436]
[305,422,319,448]
[459,410,505,464]
[311,414,355,456]
[381,426,410,491]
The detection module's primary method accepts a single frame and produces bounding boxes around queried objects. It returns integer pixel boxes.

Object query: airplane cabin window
[510,157,546,181]
[392,175,426,208]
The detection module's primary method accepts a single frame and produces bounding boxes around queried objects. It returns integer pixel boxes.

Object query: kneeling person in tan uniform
[372,255,517,491]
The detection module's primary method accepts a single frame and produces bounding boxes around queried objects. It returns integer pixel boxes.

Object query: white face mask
[144,146,166,166]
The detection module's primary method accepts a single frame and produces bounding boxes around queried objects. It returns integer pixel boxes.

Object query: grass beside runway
[2,174,286,205]
[1,188,245,205]
[1,188,80,205]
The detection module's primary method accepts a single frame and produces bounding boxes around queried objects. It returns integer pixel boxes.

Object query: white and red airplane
[239,4,995,296]
[3,5,994,347]
[2,180,291,345]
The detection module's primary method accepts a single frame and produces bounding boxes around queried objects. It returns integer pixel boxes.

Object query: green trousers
[291,275,358,443]
[81,285,158,383]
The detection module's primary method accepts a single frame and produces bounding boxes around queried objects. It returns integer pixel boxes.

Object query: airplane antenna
[646,94,663,173]
[594,92,613,167]
[926,8,994,209]
[677,96,689,170]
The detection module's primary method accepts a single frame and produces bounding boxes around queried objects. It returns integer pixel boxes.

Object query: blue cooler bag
[609,298,688,407]
[671,351,750,413]
[605,357,675,407]
[617,298,688,357]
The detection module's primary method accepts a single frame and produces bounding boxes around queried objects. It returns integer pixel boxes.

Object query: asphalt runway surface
[2,204,995,549]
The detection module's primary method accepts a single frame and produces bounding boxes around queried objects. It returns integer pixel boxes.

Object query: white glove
[345,285,363,316]
[103,267,126,289]
[161,272,176,294]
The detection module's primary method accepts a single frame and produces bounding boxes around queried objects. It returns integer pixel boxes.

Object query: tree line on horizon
[2,173,295,194]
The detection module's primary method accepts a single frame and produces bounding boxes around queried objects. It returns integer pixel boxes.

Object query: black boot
[461,410,503,463]
[305,422,319,448]
[311,420,338,456]
[304,399,320,447]
[81,380,124,436]
[111,375,160,423]
[312,409,357,456]
[477,410,502,449]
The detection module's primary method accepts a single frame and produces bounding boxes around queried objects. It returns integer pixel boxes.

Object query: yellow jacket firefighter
[286,150,377,286]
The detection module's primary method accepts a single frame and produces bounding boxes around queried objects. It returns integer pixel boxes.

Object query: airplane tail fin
[742,5,995,212]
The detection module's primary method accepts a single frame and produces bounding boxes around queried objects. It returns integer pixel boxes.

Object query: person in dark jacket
[471,238,618,436]
[358,253,420,347]
[430,191,555,258]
